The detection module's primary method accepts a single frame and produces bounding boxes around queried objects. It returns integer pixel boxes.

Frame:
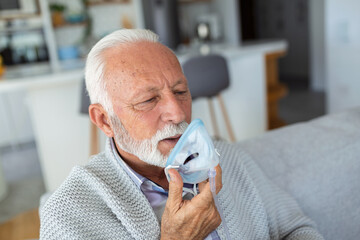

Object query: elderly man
[40,29,323,240]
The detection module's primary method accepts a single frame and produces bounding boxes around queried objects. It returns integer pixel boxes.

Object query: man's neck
[114,140,170,190]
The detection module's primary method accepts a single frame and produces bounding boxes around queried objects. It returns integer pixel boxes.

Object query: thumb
[166,169,183,210]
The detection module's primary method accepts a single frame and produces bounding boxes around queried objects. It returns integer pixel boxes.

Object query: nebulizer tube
[209,167,232,240]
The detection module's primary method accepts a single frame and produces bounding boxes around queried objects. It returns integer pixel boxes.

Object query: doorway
[240,0,310,89]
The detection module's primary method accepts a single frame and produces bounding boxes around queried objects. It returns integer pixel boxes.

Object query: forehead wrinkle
[103,42,181,78]
[102,41,183,102]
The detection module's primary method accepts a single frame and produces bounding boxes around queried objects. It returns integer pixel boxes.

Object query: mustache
[152,121,189,143]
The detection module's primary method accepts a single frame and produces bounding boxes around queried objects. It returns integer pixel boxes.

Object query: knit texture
[40,139,324,240]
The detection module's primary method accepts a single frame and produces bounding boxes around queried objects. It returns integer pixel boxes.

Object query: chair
[80,80,99,155]
[182,54,236,142]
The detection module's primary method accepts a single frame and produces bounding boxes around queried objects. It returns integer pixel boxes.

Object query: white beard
[110,115,188,168]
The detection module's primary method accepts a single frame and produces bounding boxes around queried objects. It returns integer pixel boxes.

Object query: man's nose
[160,93,186,124]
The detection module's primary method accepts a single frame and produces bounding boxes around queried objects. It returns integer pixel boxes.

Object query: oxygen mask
[164,119,219,184]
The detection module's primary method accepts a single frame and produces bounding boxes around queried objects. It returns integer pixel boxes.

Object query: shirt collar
[110,138,147,189]
[110,137,197,196]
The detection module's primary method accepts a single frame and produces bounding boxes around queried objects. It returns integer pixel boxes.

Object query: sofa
[39,107,360,239]
[236,107,360,240]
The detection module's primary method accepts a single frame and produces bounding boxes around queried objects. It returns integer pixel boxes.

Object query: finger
[215,164,223,194]
[166,169,184,211]
[193,182,214,205]
[198,178,208,192]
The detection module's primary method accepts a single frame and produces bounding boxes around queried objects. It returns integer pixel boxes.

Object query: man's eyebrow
[129,78,186,102]
[141,78,186,92]
[146,86,159,92]
[171,79,187,88]
[129,85,159,103]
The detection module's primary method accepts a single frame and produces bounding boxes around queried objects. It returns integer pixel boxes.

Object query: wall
[87,3,138,38]
[211,0,240,45]
[325,0,360,112]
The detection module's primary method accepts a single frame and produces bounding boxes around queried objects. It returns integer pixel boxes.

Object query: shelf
[53,21,87,29]
[0,25,43,33]
[0,13,41,21]
[85,0,131,7]
[178,0,211,4]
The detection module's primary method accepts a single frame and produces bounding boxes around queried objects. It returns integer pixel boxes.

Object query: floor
[0,208,40,240]
[0,86,325,225]
[278,77,326,124]
[279,89,325,125]
[0,142,45,224]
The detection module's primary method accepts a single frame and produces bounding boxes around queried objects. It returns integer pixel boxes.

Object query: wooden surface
[53,21,87,29]
[86,0,131,6]
[90,121,100,156]
[265,51,288,129]
[0,209,40,240]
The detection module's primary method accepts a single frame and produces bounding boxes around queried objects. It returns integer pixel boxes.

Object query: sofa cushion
[236,107,360,240]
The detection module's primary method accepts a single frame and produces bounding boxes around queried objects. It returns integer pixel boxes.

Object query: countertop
[0,60,85,93]
[0,40,287,93]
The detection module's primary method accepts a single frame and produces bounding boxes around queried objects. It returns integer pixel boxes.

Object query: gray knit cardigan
[40,139,324,240]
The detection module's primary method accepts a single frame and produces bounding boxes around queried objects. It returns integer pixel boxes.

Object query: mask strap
[193,183,198,196]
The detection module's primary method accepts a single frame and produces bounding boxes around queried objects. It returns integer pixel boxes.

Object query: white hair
[84,29,159,114]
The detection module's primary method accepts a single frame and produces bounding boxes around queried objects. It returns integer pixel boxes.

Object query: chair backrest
[182,54,230,99]
[80,79,90,115]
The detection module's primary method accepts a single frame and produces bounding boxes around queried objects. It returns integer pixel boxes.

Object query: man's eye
[144,97,155,103]
[176,91,187,95]
[134,97,157,111]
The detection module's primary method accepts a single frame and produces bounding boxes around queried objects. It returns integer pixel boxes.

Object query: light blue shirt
[110,138,220,240]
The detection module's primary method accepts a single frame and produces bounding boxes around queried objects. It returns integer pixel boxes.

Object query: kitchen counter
[0,60,85,93]
[0,40,287,92]
[176,40,287,60]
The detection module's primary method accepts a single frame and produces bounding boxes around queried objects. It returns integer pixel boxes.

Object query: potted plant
[50,3,66,27]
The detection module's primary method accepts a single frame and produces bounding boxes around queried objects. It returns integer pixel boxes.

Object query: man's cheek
[133,114,160,140]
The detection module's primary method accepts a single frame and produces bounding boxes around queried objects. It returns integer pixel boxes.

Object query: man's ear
[89,104,114,138]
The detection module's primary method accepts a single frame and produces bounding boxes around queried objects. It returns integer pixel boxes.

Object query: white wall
[325,0,360,113]
[309,0,325,92]
[211,0,241,45]
[88,3,138,38]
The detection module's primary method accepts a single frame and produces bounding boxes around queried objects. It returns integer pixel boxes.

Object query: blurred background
[0,0,359,238]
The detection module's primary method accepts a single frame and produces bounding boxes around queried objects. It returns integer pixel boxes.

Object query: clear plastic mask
[164,119,219,184]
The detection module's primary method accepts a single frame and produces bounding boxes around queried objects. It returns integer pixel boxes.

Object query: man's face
[104,41,192,161]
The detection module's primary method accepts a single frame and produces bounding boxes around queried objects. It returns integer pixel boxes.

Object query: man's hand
[160,165,223,240]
